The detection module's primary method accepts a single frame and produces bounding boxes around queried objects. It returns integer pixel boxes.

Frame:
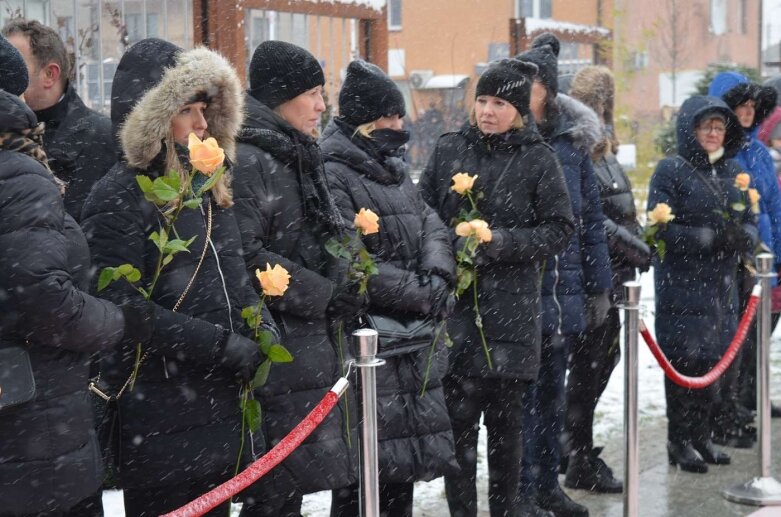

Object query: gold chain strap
[90,202,214,401]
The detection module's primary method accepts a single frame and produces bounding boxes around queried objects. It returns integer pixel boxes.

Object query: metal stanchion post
[723,253,781,505]
[351,329,385,517]
[622,281,641,517]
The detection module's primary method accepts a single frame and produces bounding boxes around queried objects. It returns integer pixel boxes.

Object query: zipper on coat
[552,254,563,335]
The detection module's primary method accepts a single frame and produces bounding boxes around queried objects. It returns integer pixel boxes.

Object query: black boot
[667,441,708,473]
[711,423,755,448]
[535,484,589,517]
[692,440,730,465]
[516,499,554,517]
[564,449,623,493]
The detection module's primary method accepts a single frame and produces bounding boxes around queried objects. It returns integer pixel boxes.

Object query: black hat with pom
[0,33,28,96]
[517,32,561,97]
[475,58,539,117]
[339,59,406,127]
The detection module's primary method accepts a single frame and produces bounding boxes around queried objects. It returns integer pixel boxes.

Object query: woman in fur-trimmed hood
[81,39,277,516]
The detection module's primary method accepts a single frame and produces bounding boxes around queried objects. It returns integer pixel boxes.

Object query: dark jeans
[565,308,621,456]
[5,493,104,517]
[443,374,528,517]
[331,482,413,517]
[520,333,571,497]
[123,481,230,517]
[240,492,303,517]
[666,357,716,444]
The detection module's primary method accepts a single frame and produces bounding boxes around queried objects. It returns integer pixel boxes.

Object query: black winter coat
[35,84,115,222]
[320,119,458,483]
[540,95,613,335]
[648,95,758,363]
[593,150,650,300]
[0,91,125,514]
[420,123,575,381]
[80,45,269,490]
[232,95,356,495]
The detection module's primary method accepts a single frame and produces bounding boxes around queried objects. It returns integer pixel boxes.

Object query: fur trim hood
[568,66,614,130]
[554,93,602,153]
[118,47,243,170]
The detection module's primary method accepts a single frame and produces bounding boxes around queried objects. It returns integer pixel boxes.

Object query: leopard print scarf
[0,123,65,194]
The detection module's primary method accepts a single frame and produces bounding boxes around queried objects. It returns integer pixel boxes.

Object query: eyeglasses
[697,125,727,135]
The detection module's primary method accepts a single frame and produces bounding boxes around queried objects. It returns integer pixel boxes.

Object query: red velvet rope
[639,285,761,389]
[162,381,346,517]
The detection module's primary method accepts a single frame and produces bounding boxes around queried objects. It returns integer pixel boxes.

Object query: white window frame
[515,0,552,19]
[388,0,402,31]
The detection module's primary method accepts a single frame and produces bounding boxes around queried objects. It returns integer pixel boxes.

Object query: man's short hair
[1,19,71,87]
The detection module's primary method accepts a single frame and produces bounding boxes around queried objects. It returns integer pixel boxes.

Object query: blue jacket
[540,94,612,336]
[709,72,781,270]
[648,95,758,362]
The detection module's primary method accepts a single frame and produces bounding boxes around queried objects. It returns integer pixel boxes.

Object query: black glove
[585,291,611,329]
[219,333,263,381]
[718,222,754,253]
[326,282,368,320]
[428,274,455,320]
[119,301,155,347]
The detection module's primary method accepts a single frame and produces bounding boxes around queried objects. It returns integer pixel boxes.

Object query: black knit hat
[249,41,325,108]
[517,32,561,97]
[338,60,405,127]
[475,58,539,117]
[0,33,28,96]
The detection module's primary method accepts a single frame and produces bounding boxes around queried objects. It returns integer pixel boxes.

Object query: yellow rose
[469,219,493,243]
[734,172,751,191]
[188,132,225,175]
[451,172,478,195]
[256,263,291,297]
[647,203,675,225]
[455,221,473,238]
[354,208,380,235]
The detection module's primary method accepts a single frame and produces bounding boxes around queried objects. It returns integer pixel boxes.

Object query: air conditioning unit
[409,69,434,89]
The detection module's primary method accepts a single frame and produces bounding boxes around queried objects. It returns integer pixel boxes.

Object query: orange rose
[469,219,493,243]
[735,172,751,191]
[455,221,473,237]
[748,188,761,213]
[256,263,291,297]
[188,133,225,175]
[647,203,675,225]
[354,208,380,235]
[451,172,478,195]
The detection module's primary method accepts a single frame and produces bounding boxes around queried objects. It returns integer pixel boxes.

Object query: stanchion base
[723,477,781,506]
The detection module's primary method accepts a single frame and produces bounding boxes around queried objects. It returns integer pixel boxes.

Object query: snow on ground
[103,270,781,516]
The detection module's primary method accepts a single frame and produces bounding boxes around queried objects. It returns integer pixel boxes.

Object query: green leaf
[126,268,142,283]
[731,202,747,212]
[251,359,272,389]
[162,254,174,266]
[117,263,134,276]
[136,175,154,193]
[268,344,294,363]
[244,398,262,433]
[241,306,256,320]
[164,238,193,254]
[444,332,454,348]
[258,330,273,354]
[183,197,202,209]
[151,177,180,202]
[98,267,116,291]
[325,239,351,260]
[657,239,667,262]
[149,229,169,253]
[456,269,473,297]
[195,166,226,195]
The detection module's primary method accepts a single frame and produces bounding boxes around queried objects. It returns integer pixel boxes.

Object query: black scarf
[240,123,344,234]
[333,118,409,184]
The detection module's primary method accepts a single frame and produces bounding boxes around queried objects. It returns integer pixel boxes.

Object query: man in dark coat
[3,19,116,221]
[0,37,146,516]
[231,41,361,516]
[420,57,575,517]
[517,33,612,517]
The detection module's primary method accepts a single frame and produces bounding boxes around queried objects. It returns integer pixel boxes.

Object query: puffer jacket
[0,90,124,514]
[81,41,270,489]
[648,95,758,363]
[540,94,612,335]
[420,121,575,380]
[232,94,356,496]
[320,118,458,483]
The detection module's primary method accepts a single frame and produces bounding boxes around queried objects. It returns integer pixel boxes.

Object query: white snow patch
[525,17,610,37]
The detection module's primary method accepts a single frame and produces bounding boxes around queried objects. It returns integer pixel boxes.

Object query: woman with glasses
[647,95,757,474]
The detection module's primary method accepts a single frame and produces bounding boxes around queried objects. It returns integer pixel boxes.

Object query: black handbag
[365,312,435,358]
[0,346,36,412]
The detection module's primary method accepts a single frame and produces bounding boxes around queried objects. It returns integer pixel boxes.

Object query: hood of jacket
[758,106,781,146]
[708,71,777,131]
[113,44,243,170]
[676,95,743,166]
[0,89,37,133]
[552,93,602,153]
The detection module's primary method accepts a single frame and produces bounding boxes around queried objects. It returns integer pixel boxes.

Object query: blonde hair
[164,128,233,208]
[469,106,525,130]
[354,121,376,138]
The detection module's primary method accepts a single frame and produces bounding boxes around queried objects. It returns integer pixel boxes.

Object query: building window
[388,0,402,31]
[516,0,552,18]
[738,0,747,35]
[388,48,405,77]
[710,0,727,35]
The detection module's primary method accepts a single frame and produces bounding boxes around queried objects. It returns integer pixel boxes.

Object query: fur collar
[119,47,243,170]
[555,94,602,153]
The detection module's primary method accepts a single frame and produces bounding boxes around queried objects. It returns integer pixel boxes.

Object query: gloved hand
[119,301,155,347]
[718,222,754,253]
[220,333,264,381]
[585,291,611,329]
[326,282,368,320]
[428,274,455,320]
